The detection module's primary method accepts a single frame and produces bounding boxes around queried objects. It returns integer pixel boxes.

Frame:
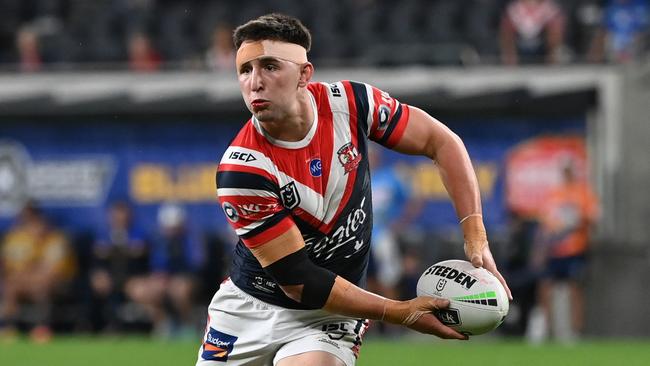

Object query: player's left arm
[392,106,512,300]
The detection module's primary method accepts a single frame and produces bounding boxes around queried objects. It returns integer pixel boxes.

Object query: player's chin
[253,110,274,122]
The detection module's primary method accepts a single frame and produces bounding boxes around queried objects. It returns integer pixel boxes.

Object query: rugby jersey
[216,80,410,309]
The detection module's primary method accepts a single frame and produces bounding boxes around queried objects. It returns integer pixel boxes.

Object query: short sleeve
[346,81,410,148]
[216,150,295,248]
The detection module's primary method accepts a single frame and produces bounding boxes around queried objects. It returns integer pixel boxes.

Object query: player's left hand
[479,244,512,301]
[462,215,512,301]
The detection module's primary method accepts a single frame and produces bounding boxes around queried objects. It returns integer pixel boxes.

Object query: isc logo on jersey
[228,151,256,162]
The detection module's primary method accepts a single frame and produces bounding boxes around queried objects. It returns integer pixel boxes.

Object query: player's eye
[265,64,278,71]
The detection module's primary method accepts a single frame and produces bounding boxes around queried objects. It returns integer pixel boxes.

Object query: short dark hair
[233,13,311,52]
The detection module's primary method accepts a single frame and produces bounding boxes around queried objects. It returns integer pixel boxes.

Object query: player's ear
[297,62,313,87]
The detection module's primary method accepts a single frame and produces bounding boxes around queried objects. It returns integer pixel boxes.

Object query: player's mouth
[251,99,270,110]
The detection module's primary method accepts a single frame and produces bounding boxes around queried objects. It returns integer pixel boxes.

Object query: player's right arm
[217,147,466,340]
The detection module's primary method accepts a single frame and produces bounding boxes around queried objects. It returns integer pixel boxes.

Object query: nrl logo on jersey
[337,142,361,173]
[280,181,301,209]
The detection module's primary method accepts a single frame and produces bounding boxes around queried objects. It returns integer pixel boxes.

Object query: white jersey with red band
[216,80,409,309]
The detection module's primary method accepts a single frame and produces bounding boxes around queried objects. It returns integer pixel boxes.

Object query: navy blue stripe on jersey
[216,170,279,195]
[239,209,290,240]
[378,103,403,146]
[349,81,370,134]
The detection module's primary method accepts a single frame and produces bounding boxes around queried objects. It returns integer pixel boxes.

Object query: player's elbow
[280,284,304,303]
[429,128,464,160]
[263,248,337,308]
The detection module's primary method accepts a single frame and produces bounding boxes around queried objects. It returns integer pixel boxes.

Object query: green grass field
[1,336,649,366]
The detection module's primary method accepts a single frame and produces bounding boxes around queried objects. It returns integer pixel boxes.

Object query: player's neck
[259,90,314,142]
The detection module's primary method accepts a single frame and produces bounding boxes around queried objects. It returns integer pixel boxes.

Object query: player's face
[238,57,303,122]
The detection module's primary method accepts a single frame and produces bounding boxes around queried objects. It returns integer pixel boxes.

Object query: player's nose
[249,67,264,92]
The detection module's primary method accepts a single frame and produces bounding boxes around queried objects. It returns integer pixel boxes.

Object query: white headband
[236,40,308,69]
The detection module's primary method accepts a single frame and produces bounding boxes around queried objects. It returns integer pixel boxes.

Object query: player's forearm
[323,276,384,319]
[434,133,488,266]
[323,276,414,324]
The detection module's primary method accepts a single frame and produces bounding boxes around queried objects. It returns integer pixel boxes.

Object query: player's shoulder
[308,80,375,114]
[308,80,374,96]
[217,127,278,189]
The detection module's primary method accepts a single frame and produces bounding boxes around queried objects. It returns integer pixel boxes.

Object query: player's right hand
[384,297,468,340]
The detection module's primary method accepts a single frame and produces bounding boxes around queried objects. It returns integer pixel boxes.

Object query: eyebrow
[238,57,283,73]
[240,56,284,67]
[257,56,283,63]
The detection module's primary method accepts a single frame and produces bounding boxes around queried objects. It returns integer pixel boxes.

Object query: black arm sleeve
[263,247,336,308]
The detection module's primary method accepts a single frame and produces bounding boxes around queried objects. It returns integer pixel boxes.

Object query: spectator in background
[15,25,42,72]
[588,0,650,64]
[367,146,419,310]
[0,202,77,342]
[127,32,162,72]
[502,211,540,336]
[205,23,236,71]
[89,200,149,332]
[397,247,423,301]
[533,160,599,342]
[499,0,567,65]
[136,203,204,338]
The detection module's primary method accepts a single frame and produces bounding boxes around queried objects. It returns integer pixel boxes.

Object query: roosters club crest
[337,142,361,173]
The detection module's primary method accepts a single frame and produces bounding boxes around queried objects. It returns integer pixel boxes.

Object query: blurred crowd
[0,159,599,343]
[0,0,648,72]
[0,200,230,342]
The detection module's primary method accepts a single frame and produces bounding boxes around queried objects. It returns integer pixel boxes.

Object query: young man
[198,13,512,366]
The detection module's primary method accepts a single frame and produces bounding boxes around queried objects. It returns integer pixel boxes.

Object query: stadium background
[1,0,649,364]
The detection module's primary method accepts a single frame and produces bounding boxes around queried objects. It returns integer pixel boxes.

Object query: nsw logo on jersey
[337,142,362,173]
[201,327,238,361]
[378,105,391,131]
[280,181,301,209]
[222,202,239,222]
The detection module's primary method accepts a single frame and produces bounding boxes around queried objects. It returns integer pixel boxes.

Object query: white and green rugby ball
[417,259,509,335]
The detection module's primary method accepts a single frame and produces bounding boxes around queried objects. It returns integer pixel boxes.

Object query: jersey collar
[252,90,318,149]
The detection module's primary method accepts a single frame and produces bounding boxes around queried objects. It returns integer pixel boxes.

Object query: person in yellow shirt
[0,203,76,342]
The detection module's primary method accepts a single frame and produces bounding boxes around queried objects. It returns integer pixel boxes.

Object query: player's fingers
[412,314,468,340]
[471,253,483,268]
[492,269,513,301]
[426,297,450,311]
[464,241,484,268]
[481,248,513,300]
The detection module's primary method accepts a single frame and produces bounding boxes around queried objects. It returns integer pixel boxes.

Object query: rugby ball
[416,259,509,335]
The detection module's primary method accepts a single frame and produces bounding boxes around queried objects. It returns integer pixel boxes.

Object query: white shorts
[196,279,369,366]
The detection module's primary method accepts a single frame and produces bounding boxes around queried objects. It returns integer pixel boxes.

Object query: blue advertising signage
[0,117,585,237]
